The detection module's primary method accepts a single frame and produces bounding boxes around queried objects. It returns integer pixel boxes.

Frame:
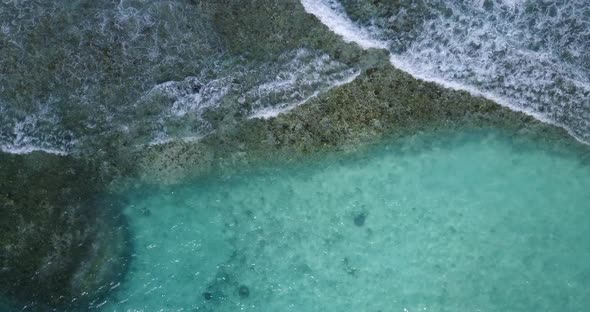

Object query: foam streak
[299,0,590,145]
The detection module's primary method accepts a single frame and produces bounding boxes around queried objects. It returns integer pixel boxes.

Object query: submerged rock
[353,212,367,227]
[238,285,250,299]
[0,152,131,310]
[202,291,213,301]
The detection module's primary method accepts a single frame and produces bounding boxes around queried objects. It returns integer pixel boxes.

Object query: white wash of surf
[250,70,361,119]
[0,103,76,155]
[300,0,590,145]
[300,0,387,50]
[247,49,361,119]
[142,49,360,145]
[0,0,222,156]
[0,48,357,154]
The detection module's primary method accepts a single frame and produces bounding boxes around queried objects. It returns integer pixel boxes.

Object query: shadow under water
[0,153,133,311]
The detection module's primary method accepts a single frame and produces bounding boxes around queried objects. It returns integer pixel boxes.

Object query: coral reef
[132,61,582,186]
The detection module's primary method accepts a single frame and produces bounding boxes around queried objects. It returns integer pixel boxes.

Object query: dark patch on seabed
[0,152,134,311]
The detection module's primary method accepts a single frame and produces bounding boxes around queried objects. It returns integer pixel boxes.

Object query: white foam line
[249,91,321,120]
[250,70,361,119]
[299,0,589,145]
[0,144,69,156]
[389,56,588,145]
[146,134,207,147]
[300,0,387,50]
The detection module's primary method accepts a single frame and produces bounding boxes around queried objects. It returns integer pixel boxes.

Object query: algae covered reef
[1,0,589,310]
[134,62,583,186]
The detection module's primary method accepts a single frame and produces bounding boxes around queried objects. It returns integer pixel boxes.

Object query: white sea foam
[250,70,361,119]
[141,49,361,144]
[0,103,76,155]
[149,76,231,118]
[146,133,205,147]
[248,49,360,119]
[387,55,585,142]
[300,0,387,50]
[0,144,69,156]
[136,74,233,145]
[299,0,590,144]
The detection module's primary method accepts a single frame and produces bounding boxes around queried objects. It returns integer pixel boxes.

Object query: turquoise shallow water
[106,129,590,311]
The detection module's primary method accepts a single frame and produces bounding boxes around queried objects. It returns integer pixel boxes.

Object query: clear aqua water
[102,129,590,311]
